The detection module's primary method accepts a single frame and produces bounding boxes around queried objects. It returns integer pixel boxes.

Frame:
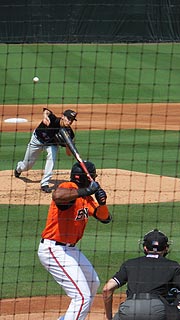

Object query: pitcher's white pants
[16,132,58,187]
[38,239,100,320]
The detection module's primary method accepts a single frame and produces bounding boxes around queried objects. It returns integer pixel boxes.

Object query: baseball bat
[59,127,93,182]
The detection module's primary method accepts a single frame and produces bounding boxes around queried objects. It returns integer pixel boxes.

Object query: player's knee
[87,279,100,299]
[91,277,100,297]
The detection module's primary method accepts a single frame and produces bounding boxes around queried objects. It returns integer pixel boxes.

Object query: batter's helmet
[70,161,97,187]
[143,229,169,253]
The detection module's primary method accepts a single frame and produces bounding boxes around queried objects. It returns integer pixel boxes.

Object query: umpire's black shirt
[113,254,180,298]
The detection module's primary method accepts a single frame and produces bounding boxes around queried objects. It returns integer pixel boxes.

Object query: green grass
[1,129,180,177]
[1,43,180,104]
[1,202,180,298]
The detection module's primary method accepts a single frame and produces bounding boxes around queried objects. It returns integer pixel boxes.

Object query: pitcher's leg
[16,134,43,173]
[41,144,58,187]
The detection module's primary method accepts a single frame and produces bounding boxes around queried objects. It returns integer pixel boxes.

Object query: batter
[38,161,112,320]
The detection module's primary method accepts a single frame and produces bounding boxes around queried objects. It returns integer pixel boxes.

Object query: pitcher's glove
[95,188,107,205]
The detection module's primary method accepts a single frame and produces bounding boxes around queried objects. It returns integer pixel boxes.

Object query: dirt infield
[0,294,125,320]
[1,103,180,131]
[1,103,180,319]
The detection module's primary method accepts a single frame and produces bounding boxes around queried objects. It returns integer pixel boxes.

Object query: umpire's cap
[143,229,169,251]
[63,109,77,121]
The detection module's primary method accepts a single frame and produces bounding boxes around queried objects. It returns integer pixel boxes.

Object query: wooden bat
[59,127,93,182]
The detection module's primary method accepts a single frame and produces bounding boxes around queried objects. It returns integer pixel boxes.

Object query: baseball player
[103,229,180,320]
[38,161,112,320]
[14,108,77,193]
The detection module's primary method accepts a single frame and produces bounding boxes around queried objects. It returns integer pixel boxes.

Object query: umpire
[103,229,180,320]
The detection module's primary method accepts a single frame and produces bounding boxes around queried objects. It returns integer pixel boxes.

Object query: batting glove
[95,188,107,205]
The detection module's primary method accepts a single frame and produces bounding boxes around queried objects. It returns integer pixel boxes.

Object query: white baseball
[33,76,39,83]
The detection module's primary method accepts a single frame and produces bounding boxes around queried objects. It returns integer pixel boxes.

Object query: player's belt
[130,293,159,300]
[41,238,75,247]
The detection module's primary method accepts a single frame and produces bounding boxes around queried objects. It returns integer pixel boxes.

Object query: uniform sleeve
[172,264,180,290]
[48,113,60,126]
[93,205,112,223]
[113,262,128,288]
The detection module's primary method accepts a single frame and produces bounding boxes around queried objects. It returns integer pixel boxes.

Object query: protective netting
[1,2,180,320]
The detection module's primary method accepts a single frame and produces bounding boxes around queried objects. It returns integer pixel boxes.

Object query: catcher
[14,108,77,193]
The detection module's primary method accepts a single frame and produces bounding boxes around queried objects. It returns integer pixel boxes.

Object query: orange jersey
[42,181,100,244]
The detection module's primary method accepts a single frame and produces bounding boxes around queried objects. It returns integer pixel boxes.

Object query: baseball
[33,76,39,83]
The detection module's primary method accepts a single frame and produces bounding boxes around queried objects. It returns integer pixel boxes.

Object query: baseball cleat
[14,168,21,178]
[41,185,52,193]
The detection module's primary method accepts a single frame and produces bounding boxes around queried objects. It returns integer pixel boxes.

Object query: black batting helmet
[143,229,169,253]
[70,161,97,187]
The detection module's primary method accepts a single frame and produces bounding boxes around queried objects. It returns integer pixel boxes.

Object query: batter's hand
[95,188,107,205]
